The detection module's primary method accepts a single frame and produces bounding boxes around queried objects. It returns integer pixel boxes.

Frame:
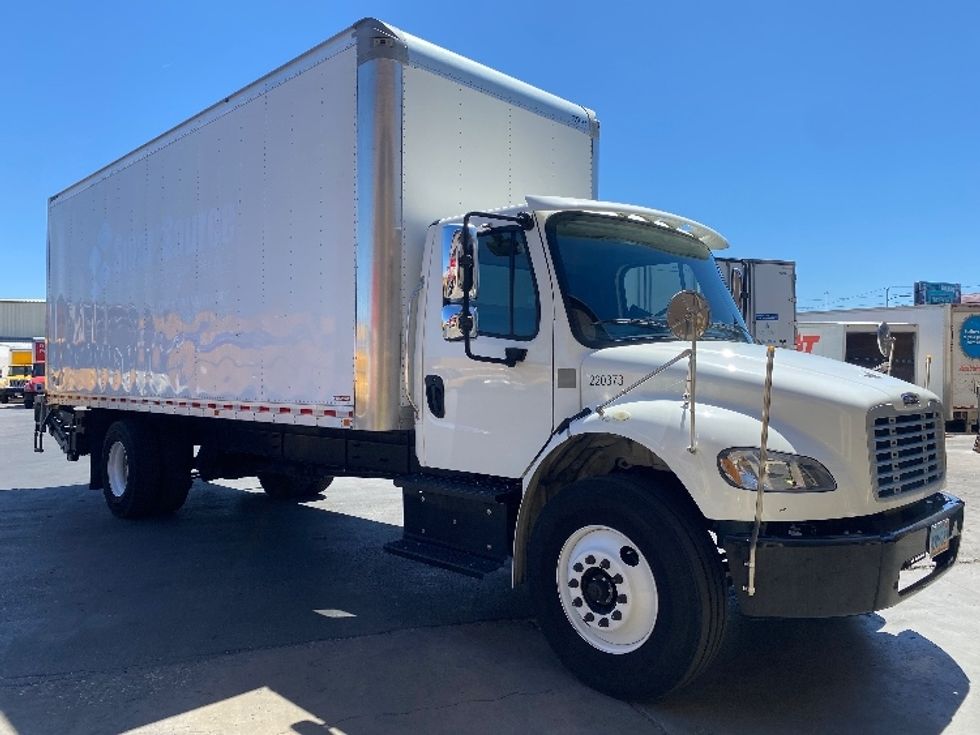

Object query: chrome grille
[869,405,944,499]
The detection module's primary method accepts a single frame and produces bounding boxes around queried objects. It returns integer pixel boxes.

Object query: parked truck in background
[34,18,965,700]
[23,337,46,409]
[716,258,797,348]
[2,347,32,404]
[801,304,980,431]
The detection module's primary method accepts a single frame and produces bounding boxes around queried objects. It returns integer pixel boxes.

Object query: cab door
[417,220,554,477]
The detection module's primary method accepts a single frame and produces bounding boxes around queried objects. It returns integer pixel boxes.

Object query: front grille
[869,406,944,499]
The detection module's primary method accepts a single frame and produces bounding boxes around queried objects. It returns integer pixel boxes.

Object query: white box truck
[801,304,980,431]
[35,18,964,700]
[716,258,797,348]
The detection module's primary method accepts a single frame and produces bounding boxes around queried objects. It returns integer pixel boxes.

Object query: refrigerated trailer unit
[801,304,980,430]
[716,258,797,348]
[36,18,964,701]
[796,321,919,384]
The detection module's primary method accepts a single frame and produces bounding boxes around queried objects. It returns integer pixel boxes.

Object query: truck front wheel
[102,421,164,519]
[258,473,333,500]
[528,475,727,700]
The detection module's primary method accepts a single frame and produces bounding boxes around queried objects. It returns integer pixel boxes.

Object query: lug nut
[568,578,579,588]
[611,610,622,621]
[585,555,596,565]
[572,597,583,607]
[617,594,628,604]
[612,573,623,584]
[573,562,584,573]
[600,558,610,569]
[583,612,595,623]
[598,617,609,628]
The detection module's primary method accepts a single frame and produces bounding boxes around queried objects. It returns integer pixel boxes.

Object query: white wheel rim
[107,441,129,498]
[557,525,658,654]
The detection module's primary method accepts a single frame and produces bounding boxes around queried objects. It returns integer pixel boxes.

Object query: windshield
[10,366,31,378]
[545,212,751,347]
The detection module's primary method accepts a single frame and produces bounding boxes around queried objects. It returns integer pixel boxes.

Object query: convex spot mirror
[667,290,710,341]
[441,224,479,303]
[877,322,895,358]
[442,305,479,341]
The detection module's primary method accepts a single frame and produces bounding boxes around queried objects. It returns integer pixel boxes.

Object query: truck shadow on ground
[0,480,969,734]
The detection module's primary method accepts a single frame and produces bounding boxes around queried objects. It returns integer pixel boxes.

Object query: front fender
[522,399,808,526]
[513,395,899,584]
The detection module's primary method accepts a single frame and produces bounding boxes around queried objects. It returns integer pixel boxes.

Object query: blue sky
[2,1,977,309]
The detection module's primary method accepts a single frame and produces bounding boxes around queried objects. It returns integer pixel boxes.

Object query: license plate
[928,518,951,558]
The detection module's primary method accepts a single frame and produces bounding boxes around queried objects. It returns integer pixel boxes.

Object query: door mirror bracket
[449,210,535,368]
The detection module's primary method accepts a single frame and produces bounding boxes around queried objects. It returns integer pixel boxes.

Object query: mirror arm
[459,210,534,368]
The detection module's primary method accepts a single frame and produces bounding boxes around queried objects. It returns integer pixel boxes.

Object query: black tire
[258,473,333,500]
[0,394,8,404]
[23,395,34,409]
[156,438,193,514]
[528,475,727,701]
[101,420,164,519]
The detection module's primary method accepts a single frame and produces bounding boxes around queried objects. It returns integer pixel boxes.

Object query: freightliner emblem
[901,392,920,406]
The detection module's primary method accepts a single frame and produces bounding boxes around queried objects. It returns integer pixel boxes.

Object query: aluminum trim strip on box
[355,58,404,431]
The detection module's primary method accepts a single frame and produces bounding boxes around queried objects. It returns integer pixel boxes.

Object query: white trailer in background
[801,304,980,430]
[716,258,796,348]
[795,321,919,383]
[35,17,965,701]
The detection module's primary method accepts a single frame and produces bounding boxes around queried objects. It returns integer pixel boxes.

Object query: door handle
[424,375,445,418]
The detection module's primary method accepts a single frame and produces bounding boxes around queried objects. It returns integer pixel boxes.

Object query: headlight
[717,448,837,492]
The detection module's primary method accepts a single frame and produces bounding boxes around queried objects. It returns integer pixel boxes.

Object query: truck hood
[575,340,944,521]
[581,340,931,415]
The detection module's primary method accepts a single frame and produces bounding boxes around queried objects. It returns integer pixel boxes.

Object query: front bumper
[722,492,964,618]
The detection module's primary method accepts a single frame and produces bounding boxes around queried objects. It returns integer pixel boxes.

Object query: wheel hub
[107,441,129,499]
[557,525,658,654]
[581,567,618,614]
[567,548,633,632]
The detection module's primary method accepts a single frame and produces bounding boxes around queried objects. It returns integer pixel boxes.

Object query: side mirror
[729,267,744,306]
[441,224,479,303]
[667,290,710,341]
[877,322,895,358]
[442,304,479,341]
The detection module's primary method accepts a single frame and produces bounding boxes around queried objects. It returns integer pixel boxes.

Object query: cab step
[383,474,521,578]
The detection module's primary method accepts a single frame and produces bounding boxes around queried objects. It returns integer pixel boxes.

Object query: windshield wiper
[702,322,748,340]
[593,317,669,329]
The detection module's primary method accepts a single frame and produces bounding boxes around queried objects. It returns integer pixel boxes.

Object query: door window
[474,226,539,340]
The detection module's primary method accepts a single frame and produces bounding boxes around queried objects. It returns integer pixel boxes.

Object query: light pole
[885,285,910,308]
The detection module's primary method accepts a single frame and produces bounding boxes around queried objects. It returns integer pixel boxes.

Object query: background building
[0,299,45,341]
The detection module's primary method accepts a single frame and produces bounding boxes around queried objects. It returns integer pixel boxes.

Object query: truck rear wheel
[258,473,332,500]
[156,439,193,514]
[528,475,727,701]
[102,420,164,519]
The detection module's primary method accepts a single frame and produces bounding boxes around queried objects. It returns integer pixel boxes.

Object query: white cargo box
[47,18,598,431]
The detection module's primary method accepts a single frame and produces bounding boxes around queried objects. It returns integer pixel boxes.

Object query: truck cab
[23,338,46,408]
[391,195,964,696]
[2,349,32,404]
